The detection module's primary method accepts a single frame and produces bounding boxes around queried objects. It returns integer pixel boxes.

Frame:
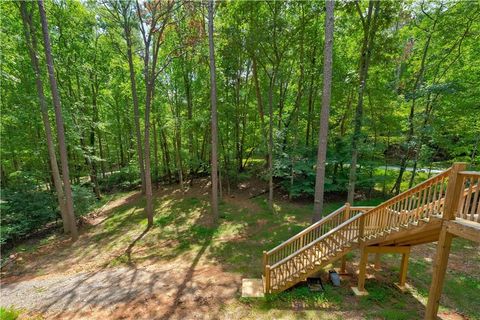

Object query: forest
[0,0,479,319]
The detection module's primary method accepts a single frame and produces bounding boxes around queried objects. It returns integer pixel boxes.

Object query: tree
[313,0,334,222]
[19,1,71,233]
[136,0,174,227]
[208,0,219,222]
[37,0,78,241]
[346,0,380,205]
[104,0,147,195]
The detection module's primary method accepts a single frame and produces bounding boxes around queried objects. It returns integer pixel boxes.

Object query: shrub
[0,172,97,246]
[72,185,96,217]
[0,188,57,245]
[99,163,141,192]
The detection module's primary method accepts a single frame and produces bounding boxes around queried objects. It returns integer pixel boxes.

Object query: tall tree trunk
[313,0,334,222]
[124,17,146,194]
[347,0,380,205]
[90,78,101,199]
[208,0,219,222]
[267,75,275,210]
[20,2,70,233]
[183,61,195,182]
[37,0,78,241]
[143,84,154,226]
[392,6,441,194]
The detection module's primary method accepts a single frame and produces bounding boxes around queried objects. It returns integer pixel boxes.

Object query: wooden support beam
[425,227,453,319]
[398,251,410,287]
[352,245,369,295]
[445,219,480,243]
[364,246,411,254]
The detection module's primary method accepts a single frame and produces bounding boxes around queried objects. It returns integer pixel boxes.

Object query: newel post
[442,162,467,221]
[359,214,365,241]
[262,251,268,275]
[340,203,351,273]
[265,265,271,294]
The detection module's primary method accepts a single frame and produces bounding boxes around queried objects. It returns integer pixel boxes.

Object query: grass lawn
[2,180,479,319]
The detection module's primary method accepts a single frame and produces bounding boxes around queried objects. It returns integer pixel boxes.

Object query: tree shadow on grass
[161,230,215,320]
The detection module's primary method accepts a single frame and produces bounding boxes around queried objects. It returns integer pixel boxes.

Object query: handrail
[270,212,363,269]
[264,205,372,267]
[373,168,451,211]
[266,205,346,255]
[459,171,480,176]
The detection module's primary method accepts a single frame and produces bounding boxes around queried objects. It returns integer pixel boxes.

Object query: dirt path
[0,187,243,319]
[1,258,240,319]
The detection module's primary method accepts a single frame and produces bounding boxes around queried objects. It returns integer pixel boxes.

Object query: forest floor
[1,179,479,320]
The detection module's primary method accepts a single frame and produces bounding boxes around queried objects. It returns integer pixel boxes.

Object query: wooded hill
[1,0,479,245]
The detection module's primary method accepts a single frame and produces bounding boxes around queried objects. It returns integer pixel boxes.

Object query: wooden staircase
[262,164,480,299]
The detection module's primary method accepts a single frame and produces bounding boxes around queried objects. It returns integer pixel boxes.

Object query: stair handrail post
[265,265,271,294]
[340,203,351,273]
[359,214,365,241]
[443,163,467,221]
[344,202,351,221]
[263,250,268,276]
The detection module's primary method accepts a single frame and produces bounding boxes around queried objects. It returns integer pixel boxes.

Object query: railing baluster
[472,178,480,222]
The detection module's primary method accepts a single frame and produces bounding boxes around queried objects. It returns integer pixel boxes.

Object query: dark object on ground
[307,277,325,292]
[329,270,340,287]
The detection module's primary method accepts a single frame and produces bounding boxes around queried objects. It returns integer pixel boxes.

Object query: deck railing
[457,171,480,222]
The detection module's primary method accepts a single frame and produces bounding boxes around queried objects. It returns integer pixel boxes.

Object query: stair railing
[264,205,372,269]
[457,171,480,222]
[360,168,451,239]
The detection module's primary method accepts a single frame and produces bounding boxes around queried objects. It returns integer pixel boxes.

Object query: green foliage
[99,163,141,192]
[0,306,22,320]
[0,174,96,245]
[0,188,57,245]
[71,185,96,217]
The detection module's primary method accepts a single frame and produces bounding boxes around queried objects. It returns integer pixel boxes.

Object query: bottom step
[241,278,265,298]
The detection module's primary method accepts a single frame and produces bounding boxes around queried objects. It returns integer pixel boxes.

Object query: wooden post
[425,227,453,319]
[265,265,271,294]
[359,214,365,240]
[425,163,465,319]
[352,245,369,296]
[398,250,410,287]
[442,163,467,220]
[340,203,350,274]
[263,251,268,274]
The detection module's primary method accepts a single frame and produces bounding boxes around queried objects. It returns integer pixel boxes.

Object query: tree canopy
[1,0,479,244]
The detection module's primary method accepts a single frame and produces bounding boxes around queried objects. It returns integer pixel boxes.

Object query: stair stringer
[364,217,443,247]
[271,245,355,293]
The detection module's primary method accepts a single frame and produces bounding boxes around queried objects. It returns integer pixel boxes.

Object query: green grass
[0,307,21,320]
